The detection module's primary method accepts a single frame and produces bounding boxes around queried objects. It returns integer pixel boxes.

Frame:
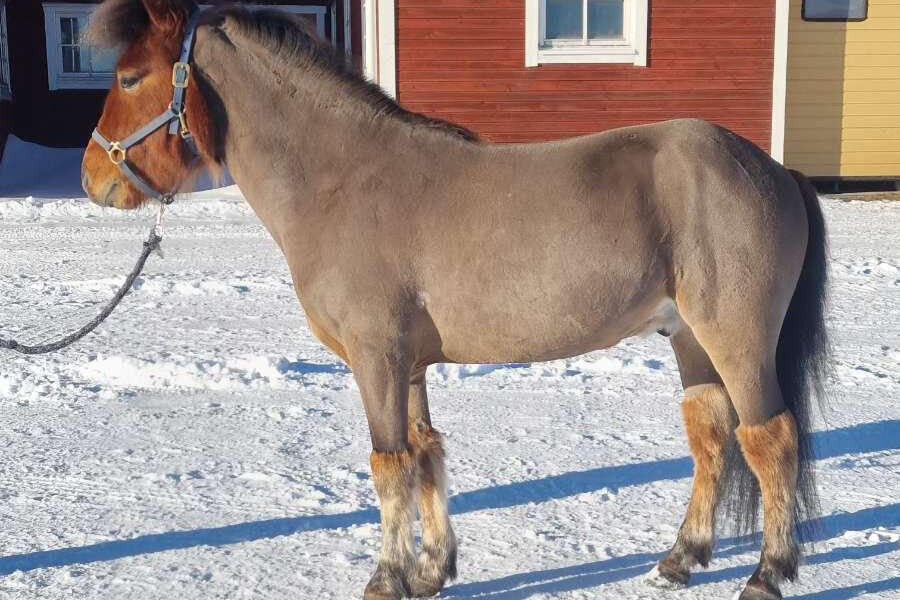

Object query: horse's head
[82,0,215,209]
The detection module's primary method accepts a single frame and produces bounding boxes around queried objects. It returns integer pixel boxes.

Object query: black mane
[85,0,480,143]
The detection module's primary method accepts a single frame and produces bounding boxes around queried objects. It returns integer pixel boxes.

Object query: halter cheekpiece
[91,1,203,204]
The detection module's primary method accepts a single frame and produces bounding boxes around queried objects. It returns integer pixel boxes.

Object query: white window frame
[43,3,116,90]
[42,3,329,91]
[1,3,11,100]
[525,0,648,67]
[363,0,396,98]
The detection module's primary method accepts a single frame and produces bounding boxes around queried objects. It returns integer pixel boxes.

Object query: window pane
[546,0,583,40]
[60,17,82,45]
[804,0,867,20]
[89,47,118,73]
[588,0,624,39]
[62,46,83,73]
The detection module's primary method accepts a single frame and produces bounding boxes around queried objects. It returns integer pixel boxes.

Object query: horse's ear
[140,0,186,34]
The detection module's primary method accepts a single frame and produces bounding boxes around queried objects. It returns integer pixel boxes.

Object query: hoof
[738,580,783,600]
[408,575,443,598]
[363,589,403,600]
[363,565,409,600]
[644,564,689,590]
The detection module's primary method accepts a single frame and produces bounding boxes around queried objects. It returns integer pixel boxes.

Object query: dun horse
[81,2,829,599]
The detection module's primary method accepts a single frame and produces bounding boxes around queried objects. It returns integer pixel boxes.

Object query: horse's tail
[723,169,830,539]
[779,169,830,538]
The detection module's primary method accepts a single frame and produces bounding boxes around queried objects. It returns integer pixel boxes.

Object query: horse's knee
[409,419,445,479]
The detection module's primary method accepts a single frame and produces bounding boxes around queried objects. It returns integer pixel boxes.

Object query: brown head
[81,0,216,209]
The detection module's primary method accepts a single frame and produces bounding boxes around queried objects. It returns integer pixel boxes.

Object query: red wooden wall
[395,0,775,150]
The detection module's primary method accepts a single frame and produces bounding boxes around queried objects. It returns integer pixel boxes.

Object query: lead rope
[0,200,171,355]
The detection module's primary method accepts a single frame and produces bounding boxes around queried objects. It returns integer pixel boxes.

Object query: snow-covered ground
[0,147,898,599]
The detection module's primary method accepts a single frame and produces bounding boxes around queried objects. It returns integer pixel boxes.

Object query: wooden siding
[785,0,900,177]
[395,0,775,149]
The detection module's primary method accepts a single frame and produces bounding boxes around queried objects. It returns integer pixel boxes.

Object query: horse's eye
[119,75,141,90]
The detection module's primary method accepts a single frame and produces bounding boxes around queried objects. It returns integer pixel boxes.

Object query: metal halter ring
[107,142,127,165]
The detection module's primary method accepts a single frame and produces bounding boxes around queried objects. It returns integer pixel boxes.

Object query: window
[1,3,11,99]
[42,4,331,91]
[526,0,648,66]
[803,0,867,22]
[276,5,328,39]
[43,3,118,90]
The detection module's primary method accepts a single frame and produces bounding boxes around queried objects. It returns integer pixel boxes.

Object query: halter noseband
[91,2,203,204]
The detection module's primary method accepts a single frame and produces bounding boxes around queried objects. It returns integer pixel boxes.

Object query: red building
[380,0,778,152]
[2,0,786,164]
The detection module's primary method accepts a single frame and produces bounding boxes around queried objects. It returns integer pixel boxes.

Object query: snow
[0,161,898,598]
[0,135,232,202]
[0,137,85,199]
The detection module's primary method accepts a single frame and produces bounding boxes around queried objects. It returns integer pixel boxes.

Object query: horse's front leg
[351,343,417,600]
[408,374,457,597]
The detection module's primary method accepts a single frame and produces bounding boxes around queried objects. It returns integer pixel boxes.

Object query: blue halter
[90,2,203,204]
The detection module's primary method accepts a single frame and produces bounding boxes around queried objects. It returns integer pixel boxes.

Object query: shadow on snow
[1,419,898,596]
[441,538,900,599]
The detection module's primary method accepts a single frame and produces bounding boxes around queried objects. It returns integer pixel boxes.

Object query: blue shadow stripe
[0,419,897,576]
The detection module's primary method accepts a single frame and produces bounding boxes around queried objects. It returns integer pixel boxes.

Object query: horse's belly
[423,284,673,365]
[413,196,672,364]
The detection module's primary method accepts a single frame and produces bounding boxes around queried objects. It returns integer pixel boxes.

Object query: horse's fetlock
[763,549,799,583]
[740,566,783,600]
[656,560,691,587]
[364,563,411,600]
[682,535,714,568]
[739,583,783,600]
[409,537,457,597]
[444,544,458,580]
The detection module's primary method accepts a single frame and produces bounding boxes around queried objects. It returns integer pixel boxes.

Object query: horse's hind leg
[407,374,457,597]
[689,325,800,600]
[735,410,799,600]
[651,328,737,588]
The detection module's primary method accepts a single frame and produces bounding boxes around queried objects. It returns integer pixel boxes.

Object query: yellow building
[780,0,900,179]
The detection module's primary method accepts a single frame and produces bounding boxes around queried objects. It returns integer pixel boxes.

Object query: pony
[80,2,830,599]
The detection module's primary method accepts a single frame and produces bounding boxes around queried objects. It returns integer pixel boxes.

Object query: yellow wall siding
[785,0,900,177]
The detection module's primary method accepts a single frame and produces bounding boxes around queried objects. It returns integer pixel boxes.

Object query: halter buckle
[107,141,126,165]
[172,62,191,88]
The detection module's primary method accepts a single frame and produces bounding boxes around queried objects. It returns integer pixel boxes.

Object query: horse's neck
[193,27,436,238]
